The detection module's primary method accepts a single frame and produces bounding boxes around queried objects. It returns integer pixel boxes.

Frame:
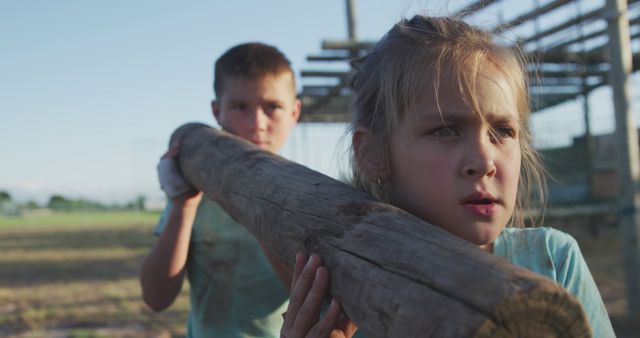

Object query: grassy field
[0,211,161,228]
[0,211,189,338]
[0,211,637,337]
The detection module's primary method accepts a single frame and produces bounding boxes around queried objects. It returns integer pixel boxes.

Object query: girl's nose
[462,137,497,177]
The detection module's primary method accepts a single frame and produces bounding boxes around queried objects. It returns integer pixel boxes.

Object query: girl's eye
[497,127,516,138]
[490,127,517,143]
[431,126,459,137]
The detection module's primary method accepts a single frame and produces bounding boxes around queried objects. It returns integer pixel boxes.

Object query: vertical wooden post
[606,0,640,322]
[582,90,595,200]
[345,0,357,41]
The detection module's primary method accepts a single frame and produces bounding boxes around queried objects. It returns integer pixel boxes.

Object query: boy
[140,43,301,337]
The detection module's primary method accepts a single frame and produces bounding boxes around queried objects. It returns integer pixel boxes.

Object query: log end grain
[473,286,591,338]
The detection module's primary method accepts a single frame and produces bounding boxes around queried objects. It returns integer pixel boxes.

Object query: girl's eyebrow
[486,112,520,124]
[419,111,474,124]
[422,111,520,124]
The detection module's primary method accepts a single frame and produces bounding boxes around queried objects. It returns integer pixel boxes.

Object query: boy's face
[212,72,300,154]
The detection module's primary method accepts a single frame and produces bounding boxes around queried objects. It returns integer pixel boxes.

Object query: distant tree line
[0,190,147,214]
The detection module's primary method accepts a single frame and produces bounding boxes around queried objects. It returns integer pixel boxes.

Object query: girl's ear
[353,128,385,181]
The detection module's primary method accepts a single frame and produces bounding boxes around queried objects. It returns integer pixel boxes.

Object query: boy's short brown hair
[214,42,295,97]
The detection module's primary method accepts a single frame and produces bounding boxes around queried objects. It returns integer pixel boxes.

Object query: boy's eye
[231,103,246,110]
[266,104,282,112]
[261,104,283,118]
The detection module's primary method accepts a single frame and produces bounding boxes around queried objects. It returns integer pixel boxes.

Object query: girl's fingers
[283,254,321,332]
[283,252,305,328]
[335,311,358,338]
[290,252,307,294]
[288,266,331,338]
[282,259,353,338]
[308,298,341,337]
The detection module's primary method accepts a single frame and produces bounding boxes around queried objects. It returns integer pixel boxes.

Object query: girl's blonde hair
[348,15,546,227]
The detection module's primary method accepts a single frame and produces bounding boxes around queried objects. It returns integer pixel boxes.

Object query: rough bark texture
[171,123,591,338]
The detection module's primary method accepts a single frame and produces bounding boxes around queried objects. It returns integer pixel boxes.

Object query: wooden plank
[169,123,591,338]
[521,6,603,45]
[493,0,573,33]
[547,15,640,52]
[300,70,350,78]
[307,55,352,62]
[454,0,501,17]
[321,40,374,51]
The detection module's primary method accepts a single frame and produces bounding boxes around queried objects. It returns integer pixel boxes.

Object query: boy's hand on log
[157,142,202,206]
[281,253,357,338]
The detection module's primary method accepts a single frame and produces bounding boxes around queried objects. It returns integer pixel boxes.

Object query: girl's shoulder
[494,227,582,275]
[498,226,578,251]
[498,227,616,337]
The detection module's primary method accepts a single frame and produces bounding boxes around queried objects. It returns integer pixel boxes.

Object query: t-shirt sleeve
[154,200,173,236]
[554,234,616,338]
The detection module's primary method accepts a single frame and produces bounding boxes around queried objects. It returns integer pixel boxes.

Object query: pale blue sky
[0,0,637,204]
[0,0,425,204]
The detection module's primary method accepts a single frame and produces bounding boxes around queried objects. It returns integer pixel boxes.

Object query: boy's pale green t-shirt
[156,197,288,338]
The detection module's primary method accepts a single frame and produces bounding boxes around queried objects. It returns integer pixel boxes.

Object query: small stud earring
[377,177,384,192]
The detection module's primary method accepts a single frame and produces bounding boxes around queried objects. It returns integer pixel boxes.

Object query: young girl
[280,15,615,338]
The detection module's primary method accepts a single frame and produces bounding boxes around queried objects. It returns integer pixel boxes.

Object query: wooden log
[170,123,591,338]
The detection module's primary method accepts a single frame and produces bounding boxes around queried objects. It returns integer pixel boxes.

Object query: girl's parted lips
[461,191,499,205]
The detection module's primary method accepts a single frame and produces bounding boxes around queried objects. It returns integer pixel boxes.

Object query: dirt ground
[0,219,190,338]
[0,213,638,337]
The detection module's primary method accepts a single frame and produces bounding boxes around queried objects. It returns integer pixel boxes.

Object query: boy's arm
[139,192,202,312]
[259,242,294,289]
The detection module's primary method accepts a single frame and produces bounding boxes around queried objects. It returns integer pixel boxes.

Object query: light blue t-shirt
[493,227,616,338]
[156,197,289,338]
